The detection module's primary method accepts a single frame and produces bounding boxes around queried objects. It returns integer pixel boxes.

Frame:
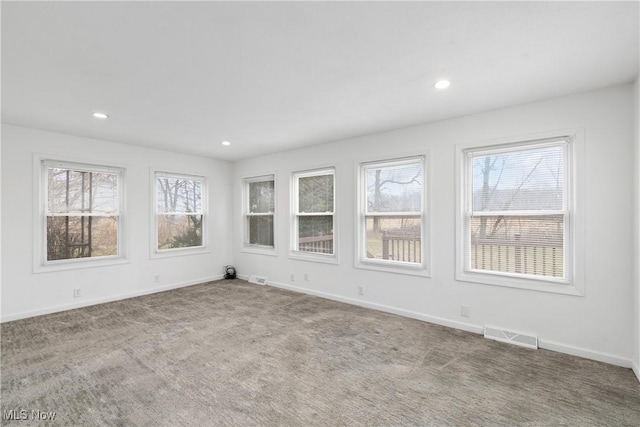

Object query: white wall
[2,84,636,369]
[1,125,233,321]
[233,84,636,367]
[633,75,640,380]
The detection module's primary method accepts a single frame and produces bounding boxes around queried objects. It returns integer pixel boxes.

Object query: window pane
[47,216,118,261]
[298,174,333,213]
[48,169,118,214]
[248,216,274,246]
[469,215,564,278]
[157,214,203,250]
[249,180,274,213]
[366,162,422,213]
[365,216,421,263]
[156,177,202,214]
[298,216,333,254]
[472,145,564,212]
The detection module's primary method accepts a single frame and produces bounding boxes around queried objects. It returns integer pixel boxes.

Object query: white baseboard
[261,279,634,370]
[264,279,484,335]
[538,339,633,369]
[1,275,223,323]
[8,274,634,373]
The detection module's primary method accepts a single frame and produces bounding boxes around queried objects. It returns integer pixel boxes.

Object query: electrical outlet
[291,274,295,282]
[461,304,470,318]
[358,285,364,296]
[304,273,309,281]
[154,275,160,283]
[73,289,81,298]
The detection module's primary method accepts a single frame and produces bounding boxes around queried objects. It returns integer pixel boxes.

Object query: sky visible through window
[472,144,564,212]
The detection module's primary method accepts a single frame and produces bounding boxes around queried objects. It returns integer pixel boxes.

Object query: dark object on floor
[224,265,236,279]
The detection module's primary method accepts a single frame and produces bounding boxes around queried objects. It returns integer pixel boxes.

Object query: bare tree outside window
[156,174,204,250]
[467,141,567,279]
[45,163,121,261]
[362,158,424,265]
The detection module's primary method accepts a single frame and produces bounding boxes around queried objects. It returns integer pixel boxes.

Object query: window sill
[241,245,278,257]
[151,246,210,259]
[290,251,338,265]
[456,270,583,296]
[34,256,129,274]
[355,259,430,277]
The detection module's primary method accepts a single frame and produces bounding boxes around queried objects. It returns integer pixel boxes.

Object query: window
[41,160,123,266]
[459,136,573,288]
[243,175,275,251]
[154,172,205,254]
[292,168,335,260]
[357,156,428,274]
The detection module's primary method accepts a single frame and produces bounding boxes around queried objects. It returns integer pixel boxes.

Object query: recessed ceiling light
[434,80,451,90]
[92,112,109,119]
[221,141,231,146]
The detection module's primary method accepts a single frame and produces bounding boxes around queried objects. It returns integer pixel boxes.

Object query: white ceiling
[2,1,639,161]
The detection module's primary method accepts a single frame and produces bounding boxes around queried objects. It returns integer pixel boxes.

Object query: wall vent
[484,326,538,349]
[248,275,267,285]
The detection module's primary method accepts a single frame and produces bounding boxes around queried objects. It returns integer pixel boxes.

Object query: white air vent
[248,275,267,285]
[484,326,538,349]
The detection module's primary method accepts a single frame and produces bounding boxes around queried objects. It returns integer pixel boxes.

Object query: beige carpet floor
[2,279,639,426]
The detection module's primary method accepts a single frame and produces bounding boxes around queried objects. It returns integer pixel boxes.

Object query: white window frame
[151,170,208,259]
[242,174,277,256]
[290,167,337,264]
[356,155,430,276]
[34,155,127,273]
[455,130,585,296]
